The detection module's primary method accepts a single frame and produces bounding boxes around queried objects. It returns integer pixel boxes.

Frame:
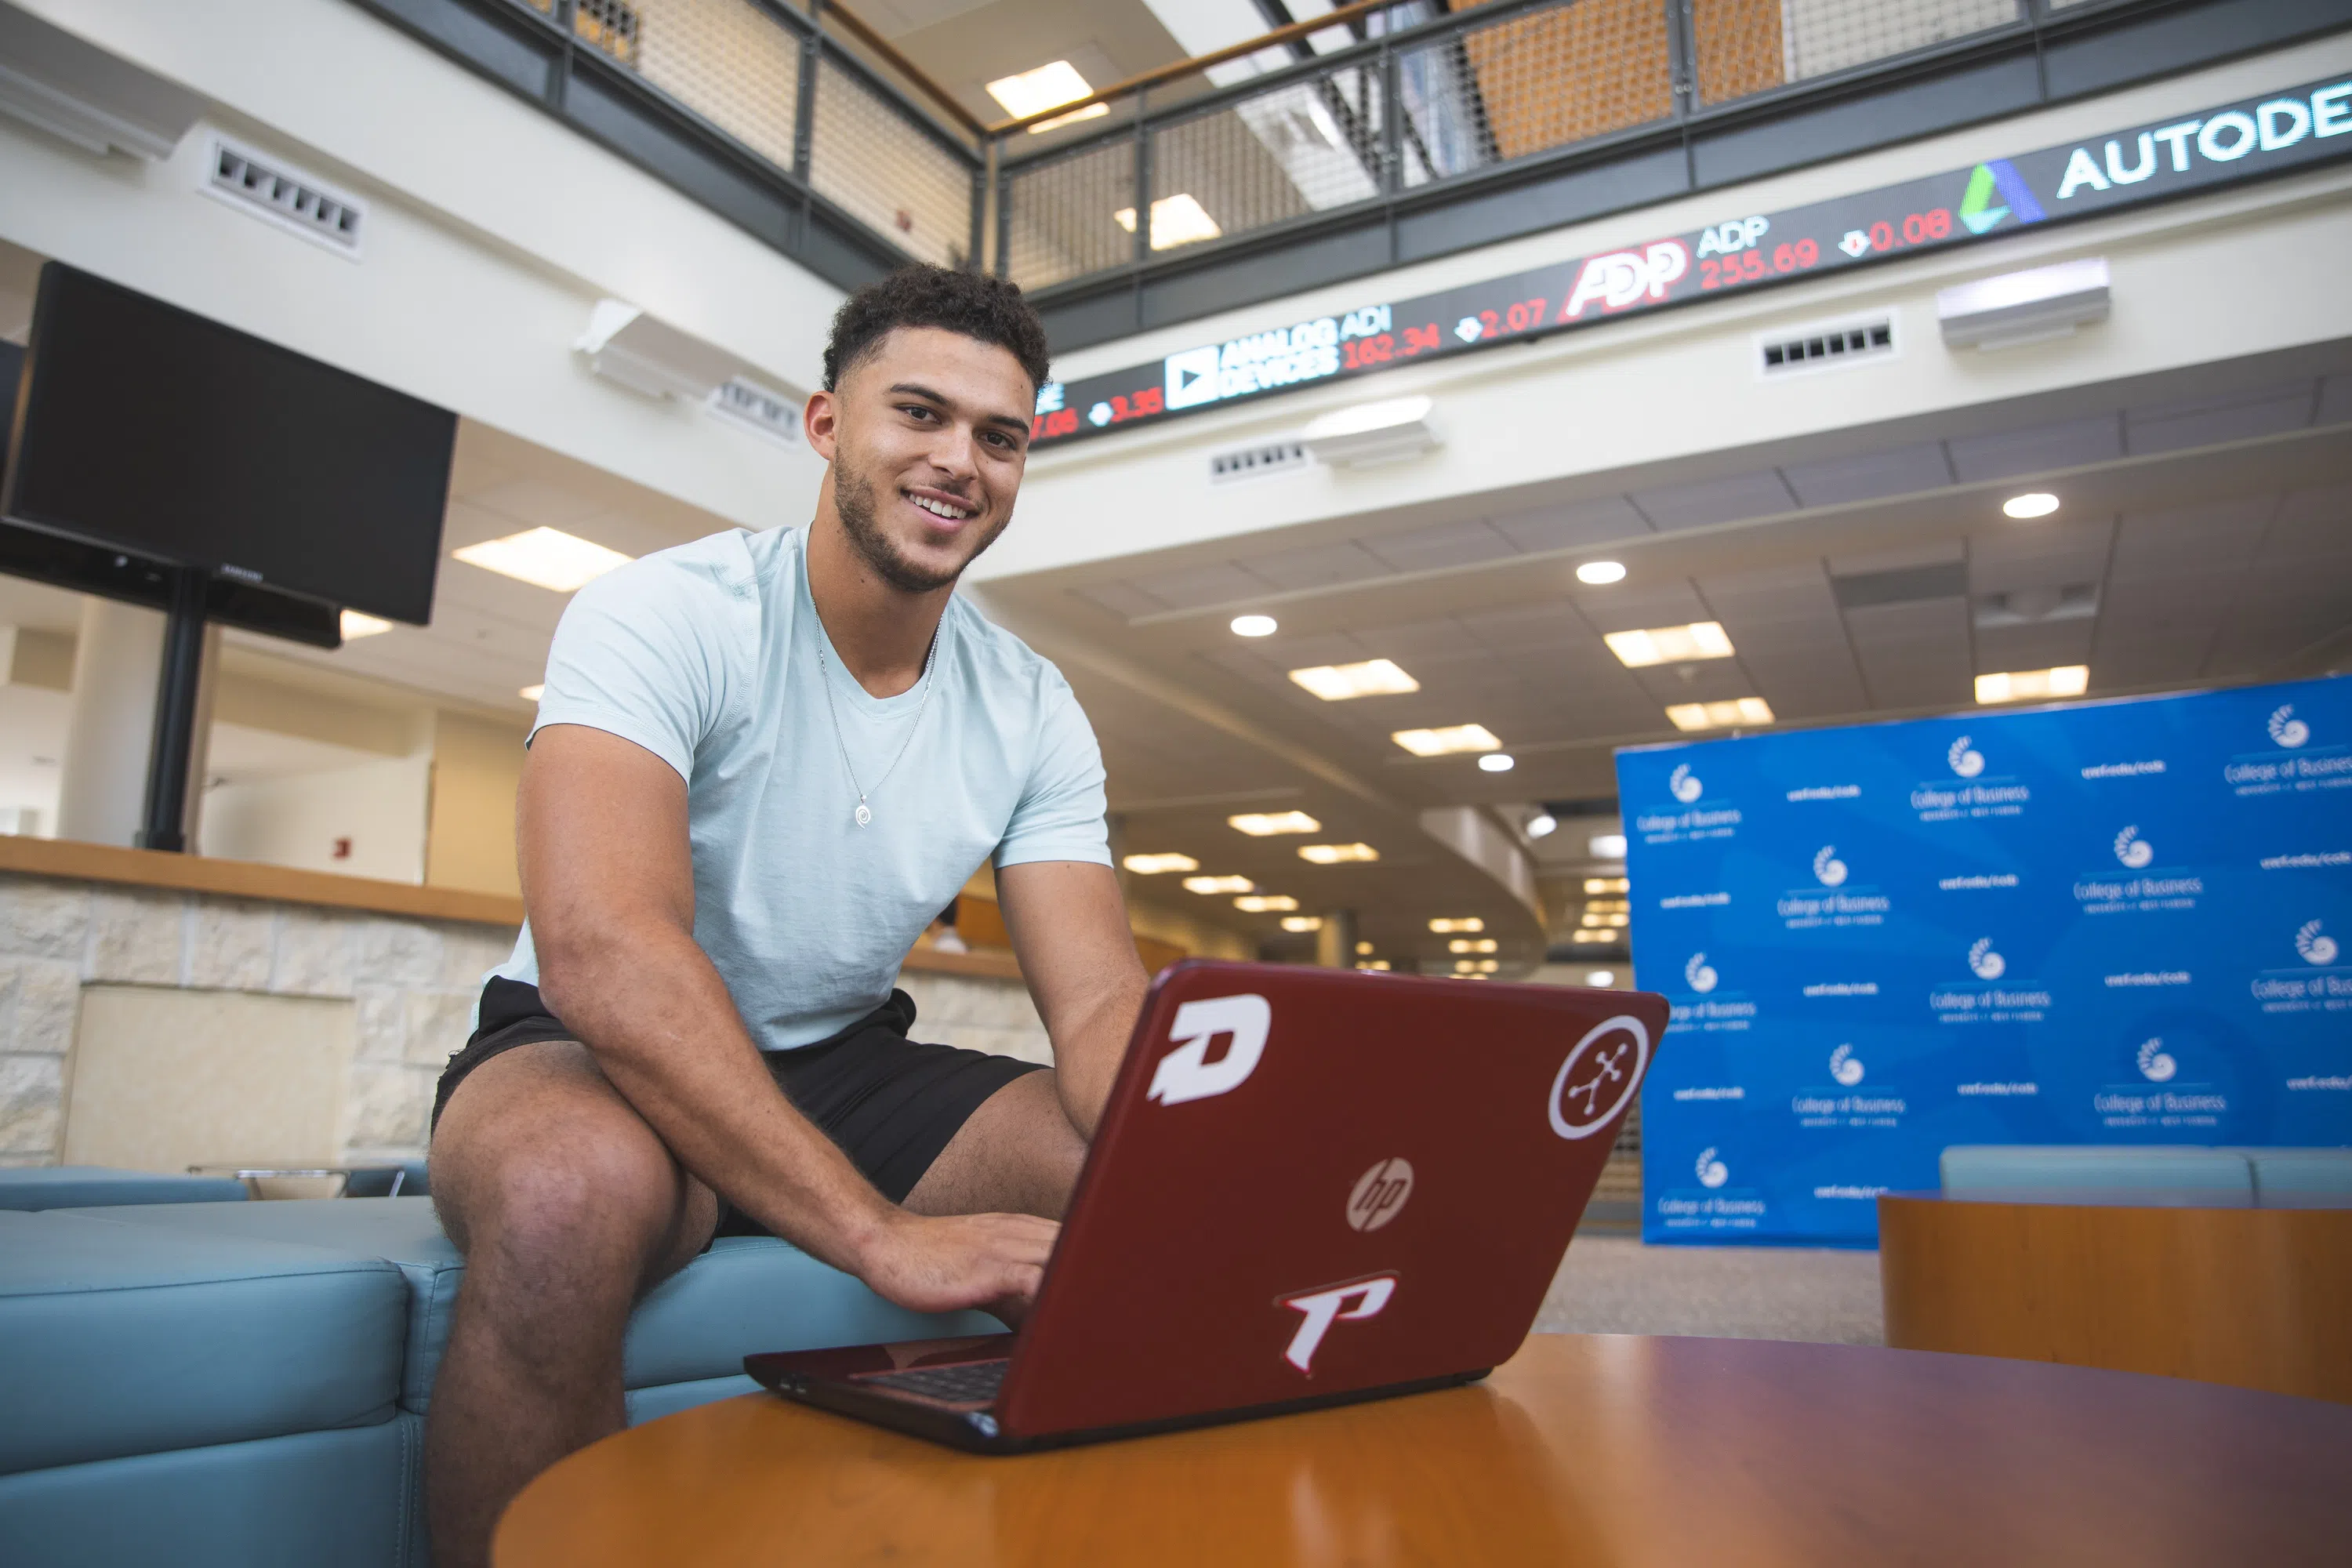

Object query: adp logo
[1684,952,1719,993]
[1947,736,1986,778]
[2136,1038,2178,1083]
[1147,993,1270,1105]
[1967,938,2006,980]
[2296,920,2340,967]
[1812,845,1849,887]
[1548,1015,1650,1140]
[2269,705,2310,749]
[1694,1148,1730,1189]
[1829,1044,1864,1087]
[1563,239,1691,319]
[1278,1275,1397,1375]
[2113,826,2154,869]
[1668,764,1704,804]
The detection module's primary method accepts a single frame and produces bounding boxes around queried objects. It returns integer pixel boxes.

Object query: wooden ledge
[0,835,526,928]
[899,944,1024,981]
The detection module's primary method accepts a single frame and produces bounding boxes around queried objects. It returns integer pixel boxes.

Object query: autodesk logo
[1695,1147,1729,1189]
[2114,826,2154,869]
[1829,1044,1864,1087]
[2296,920,2339,966]
[2269,705,2310,749]
[2136,1038,2177,1083]
[1968,938,2006,980]
[1813,845,1849,887]
[1947,736,1985,778]
[1669,764,1703,803]
[1685,952,1719,993]
[1958,159,2047,235]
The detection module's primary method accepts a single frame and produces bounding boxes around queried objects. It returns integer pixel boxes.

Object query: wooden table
[497,1334,2352,1566]
[1880,1191,2352,1403]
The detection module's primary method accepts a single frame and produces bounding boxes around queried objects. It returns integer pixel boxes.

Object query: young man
[423,267,1149,1566]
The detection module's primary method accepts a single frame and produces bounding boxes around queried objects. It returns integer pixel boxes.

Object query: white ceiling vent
[201,135,364,258]
[1209,438,1308,485]
[706,376,801,448]
[1758,315,1895,379]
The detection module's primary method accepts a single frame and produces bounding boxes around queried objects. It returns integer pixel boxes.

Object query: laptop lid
[993,960,1662,1438]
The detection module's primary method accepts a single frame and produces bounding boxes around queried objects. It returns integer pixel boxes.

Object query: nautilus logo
[2113,826,2154,869]
[1813,845,1849,887]
[1684,952,1719,993]
[1695,1147,1729,1188]
[1669,764,1704,804]
[2296,920,2339,966]
[1829,1044,1864,1086]
[1947,736,1985,778]
[1968,938,2006,980]
[2268,706,2310,750]
[2135,1038,2176,1083]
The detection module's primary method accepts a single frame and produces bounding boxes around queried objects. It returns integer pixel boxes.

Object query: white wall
[200,753,433,883]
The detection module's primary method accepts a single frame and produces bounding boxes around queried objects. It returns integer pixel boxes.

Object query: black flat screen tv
[0,263,456,625]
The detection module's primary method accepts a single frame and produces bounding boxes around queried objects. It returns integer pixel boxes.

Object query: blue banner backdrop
[1614,676,2352,1247]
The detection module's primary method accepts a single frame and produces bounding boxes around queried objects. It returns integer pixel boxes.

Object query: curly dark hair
[822,265,1051,396]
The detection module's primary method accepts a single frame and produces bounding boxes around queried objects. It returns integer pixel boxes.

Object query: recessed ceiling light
[1288,659,1419,701]
[1589,833,1628,858]
[2002,492,2060,519]
[1570,929,1613,944]
[1584,877,1629,893]
[1298,842,1379,864]
[1355,941,1374,955]
[1280,915,1323,933]
[1235,894,1300,913]
[1112,194,1221,251]
[1229,811,1321,836]
[1975,665,2089,704]
[339,610,393,640]
[1230,614,1278,637]
[1183,874,1254,895]
[1585,970,1617,986]
[453,527,633,592]
[1449,938,1498,953]
[1429,917,1483,933]
[519,683,545,702]
[1526,813,1558,837]
[1605,622,1735,668]
[1477,753,1515,773]
[1356,959,1391,971]
[1122,852,1200,875]
[1392,724,1502,757]
[1666,697,1775,731]
[1478,959,1501,973]
[1576,560,1627,586]
[985,61,1109,132]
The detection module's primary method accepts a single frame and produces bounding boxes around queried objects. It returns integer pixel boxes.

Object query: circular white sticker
[1548,1015,1650,1140]
[1345,1157,1415,1232]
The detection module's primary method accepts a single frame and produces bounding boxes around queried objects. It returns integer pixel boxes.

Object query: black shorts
[430,977,1045,1224]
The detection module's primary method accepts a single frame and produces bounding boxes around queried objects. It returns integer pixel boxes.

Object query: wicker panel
[1697,0,2023,105]
[808,60,974,269]
[1002,137,1137,291]
[1400,0,1671,187]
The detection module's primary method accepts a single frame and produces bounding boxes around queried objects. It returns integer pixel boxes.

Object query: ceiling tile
[1360,519,1519,573]
[1945,415,2122,483]
[1073,581,1169,619]
[1974,619,2096,670]
[1628,470,1798,529]
[1457,601,1595,652]
[1489,494,1650,553]
[1630,662,1757,704]
[1571,581,1712,631]
[2088,634,2209,688]
[1780,443,1953,507]
[2109,497,2274,579]
[1236,540,1394,591]
[1827,540,1964,575]
[2259,481,2352,562]
[2123,381,2314,457]
[1120,561,1276,608]
[1350,616,1483,659]
[462,478,607,531]
[2317,374,2352,428]
[1258,631,1371,669]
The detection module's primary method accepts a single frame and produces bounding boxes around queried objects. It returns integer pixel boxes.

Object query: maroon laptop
[744,959,1663,1452]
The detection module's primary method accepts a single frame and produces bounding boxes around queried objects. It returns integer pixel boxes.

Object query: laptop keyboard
[855,1359,1009,1406]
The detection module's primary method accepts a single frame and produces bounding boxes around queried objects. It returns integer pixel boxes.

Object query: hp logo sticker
[1346,1158,1414,1232]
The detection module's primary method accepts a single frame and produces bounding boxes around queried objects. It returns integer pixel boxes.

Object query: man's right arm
[519,721,1054,1318]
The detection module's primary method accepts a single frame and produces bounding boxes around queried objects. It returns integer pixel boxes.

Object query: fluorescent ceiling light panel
[1666,698,1776,731]
[453,528,633,593]
[1287,659,1418,701]
[985,61,1109,131]
[1234,895,1300,913]
[1183,874,1254,895]
[1429,917,1483,933]
[1570,929,1614,943]
[1298,842,1379,865]
[1584,877,1629,894]
[1280,916,1324,933]
[1357,959,1391,971]
[1605,622,1735,668]
[1112,194,1222,250]
[1228,811,1321,836]
[1976,666,2089,704]
[1122,852,1200,875]
[1391,724,1501,757]
[339,610,392,640]
[1589,834,1628,858]
[1449,938,1498,954]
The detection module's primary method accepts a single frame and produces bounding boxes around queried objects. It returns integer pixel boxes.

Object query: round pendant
[855,803,872,827]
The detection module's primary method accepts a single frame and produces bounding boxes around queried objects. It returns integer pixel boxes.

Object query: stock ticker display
[1030,72,2352,447]
[1617,677,2352,1248]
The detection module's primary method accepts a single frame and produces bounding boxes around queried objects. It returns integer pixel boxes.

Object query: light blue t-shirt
[494,524,1109,1049]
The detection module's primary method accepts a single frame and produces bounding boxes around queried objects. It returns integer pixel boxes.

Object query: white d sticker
[1548,1014,1650,1139]
[1147,993,1271,1105]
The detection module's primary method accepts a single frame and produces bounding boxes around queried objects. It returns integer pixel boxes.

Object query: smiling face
[806,325,1033,594]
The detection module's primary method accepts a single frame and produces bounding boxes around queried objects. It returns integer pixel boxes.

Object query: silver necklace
[814,625,938,828]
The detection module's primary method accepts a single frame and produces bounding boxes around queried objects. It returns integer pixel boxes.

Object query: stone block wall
[895,970,1053,1065]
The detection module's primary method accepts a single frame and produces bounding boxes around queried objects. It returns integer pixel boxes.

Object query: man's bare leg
[904,1068,1088,1219]
[425,1041,717,1568]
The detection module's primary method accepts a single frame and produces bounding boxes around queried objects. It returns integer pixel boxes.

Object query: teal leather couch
[1939,1145,2352,1203]
[0,1194,1000,1566]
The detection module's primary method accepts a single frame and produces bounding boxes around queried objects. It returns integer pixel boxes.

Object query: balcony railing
[358,0,2339,349]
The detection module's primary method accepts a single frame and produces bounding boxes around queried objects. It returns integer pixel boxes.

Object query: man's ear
[803,388,840,461]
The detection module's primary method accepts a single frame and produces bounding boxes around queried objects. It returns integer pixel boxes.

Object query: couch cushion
[0,1211,405,1474]
[0,1411,419,1568]
[1939,1145,2254,1200]
[624,1373,760,1428]
[0,1166,248,1210]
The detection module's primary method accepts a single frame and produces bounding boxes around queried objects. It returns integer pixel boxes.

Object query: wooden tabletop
[497,1334,2352,1566]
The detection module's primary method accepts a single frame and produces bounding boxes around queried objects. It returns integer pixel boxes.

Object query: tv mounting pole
[136,564,209,852]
